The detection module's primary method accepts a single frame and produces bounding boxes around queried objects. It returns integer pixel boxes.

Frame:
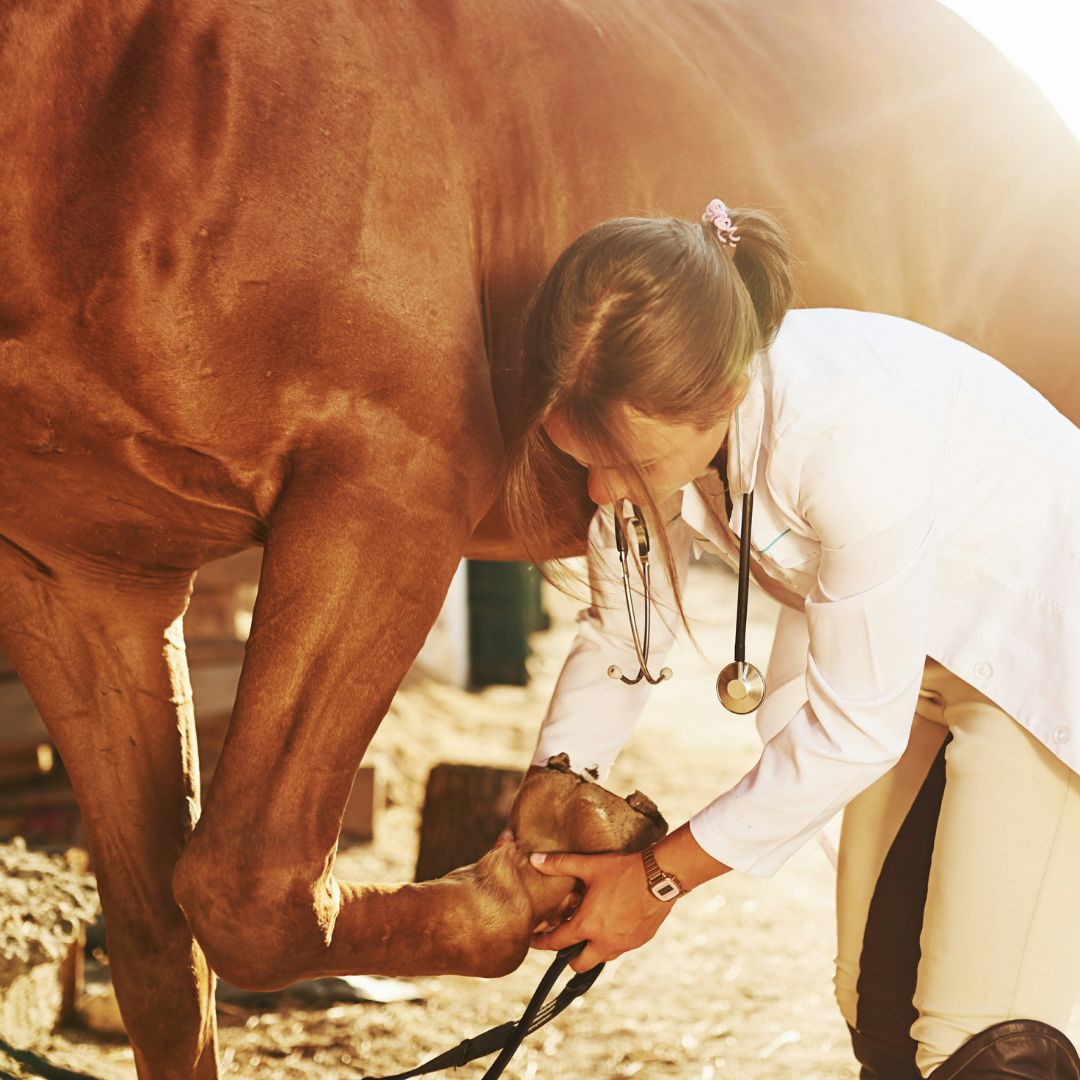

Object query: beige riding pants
[834,660,1080,1077]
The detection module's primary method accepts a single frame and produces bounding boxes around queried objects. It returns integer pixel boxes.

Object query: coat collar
[726,354,766,501]
[679,353,767,541]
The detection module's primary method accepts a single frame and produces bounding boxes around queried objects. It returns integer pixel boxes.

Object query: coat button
[972,661,993,680]
[1052,725,1070,746]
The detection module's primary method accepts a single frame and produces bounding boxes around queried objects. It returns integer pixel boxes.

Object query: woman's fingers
[528,851,590,934]
[529,850,675,971]
[530,921,575,951]
[531,915,588,955]
[529,854,599,963]
[529,850,595,880]
[531,913,609,972]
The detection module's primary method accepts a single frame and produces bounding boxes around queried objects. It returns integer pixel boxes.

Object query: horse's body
[2,0,1078,1074]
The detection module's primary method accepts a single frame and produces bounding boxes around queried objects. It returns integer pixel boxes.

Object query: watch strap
[641,843,684,902]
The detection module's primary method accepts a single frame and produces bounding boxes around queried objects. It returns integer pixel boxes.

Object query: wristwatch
[641,843,685,902]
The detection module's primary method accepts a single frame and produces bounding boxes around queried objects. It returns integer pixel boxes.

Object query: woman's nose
[588,469,627,506]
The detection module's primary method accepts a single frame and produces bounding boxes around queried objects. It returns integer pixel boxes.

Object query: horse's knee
[172,847,331,991]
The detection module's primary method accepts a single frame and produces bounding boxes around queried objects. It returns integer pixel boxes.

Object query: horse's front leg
[172,428,528,986]
[0,554,217,1079]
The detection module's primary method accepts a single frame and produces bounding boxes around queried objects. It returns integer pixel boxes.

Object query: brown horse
[2,0,1078,1074]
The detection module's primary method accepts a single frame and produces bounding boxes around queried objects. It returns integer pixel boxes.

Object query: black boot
[848,1023,922,1079]
[928,1019,1080,1079]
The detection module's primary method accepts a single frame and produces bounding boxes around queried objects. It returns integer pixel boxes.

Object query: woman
[504,200,1080,1078]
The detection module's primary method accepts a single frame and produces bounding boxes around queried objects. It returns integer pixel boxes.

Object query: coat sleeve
[531,503,694,780]
[689,399,942,876]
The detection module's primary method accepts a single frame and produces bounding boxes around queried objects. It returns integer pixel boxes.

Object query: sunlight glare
[938,0,1080,140]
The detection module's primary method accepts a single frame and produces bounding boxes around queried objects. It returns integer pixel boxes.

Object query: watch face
[651,878,681,902]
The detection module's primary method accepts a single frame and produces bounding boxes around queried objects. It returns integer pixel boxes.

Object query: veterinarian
[504,200,1080,1078]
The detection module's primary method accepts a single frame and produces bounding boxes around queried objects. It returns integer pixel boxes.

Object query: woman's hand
[528,850,676,972]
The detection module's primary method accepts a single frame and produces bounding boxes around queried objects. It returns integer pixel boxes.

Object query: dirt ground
[22,558,1080,1079]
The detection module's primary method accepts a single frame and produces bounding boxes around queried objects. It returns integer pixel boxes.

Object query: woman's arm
[530,501,694,780]
[689,396,943,875]
[532,387,947,969]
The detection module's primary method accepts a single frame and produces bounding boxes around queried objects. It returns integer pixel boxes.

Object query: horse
[2,0,1078,1074]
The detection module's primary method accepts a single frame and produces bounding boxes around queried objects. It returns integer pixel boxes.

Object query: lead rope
[363,943,603,1080]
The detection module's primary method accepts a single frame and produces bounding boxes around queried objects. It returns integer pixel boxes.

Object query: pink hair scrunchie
[701,198,741,247]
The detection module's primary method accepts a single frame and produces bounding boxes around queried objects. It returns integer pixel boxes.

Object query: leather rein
[363,943,602,1080]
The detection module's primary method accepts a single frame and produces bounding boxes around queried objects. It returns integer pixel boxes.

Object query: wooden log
[414,763,524,882]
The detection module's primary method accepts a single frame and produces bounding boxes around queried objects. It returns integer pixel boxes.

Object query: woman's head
[542,407,731,508]
[505,202,795,562]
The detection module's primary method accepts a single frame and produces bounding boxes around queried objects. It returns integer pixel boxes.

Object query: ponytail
[505,203,796,631]
[702,207,795,346]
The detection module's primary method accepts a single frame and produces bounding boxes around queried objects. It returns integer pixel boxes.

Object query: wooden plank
[414,763,523,881]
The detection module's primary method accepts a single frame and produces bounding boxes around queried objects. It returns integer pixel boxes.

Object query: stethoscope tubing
[611,490,765,712]
[734,490,753,663]
[611,508,671,685]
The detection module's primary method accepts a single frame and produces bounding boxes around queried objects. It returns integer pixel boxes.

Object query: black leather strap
[363,942,603,1080]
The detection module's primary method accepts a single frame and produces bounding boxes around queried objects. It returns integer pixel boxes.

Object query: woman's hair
[504,205,796,614]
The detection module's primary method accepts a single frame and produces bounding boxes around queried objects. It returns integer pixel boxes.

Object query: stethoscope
[606,420,767,714]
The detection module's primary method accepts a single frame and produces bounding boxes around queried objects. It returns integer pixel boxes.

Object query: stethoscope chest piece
[716,660,766,714]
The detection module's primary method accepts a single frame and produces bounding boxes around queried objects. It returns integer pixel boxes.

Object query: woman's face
[544,406,730,507]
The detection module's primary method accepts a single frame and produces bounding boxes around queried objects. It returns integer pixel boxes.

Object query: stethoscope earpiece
[607,663,672,683]
[609,505,674,686]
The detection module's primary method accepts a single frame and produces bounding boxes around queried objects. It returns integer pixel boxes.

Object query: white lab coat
[531,308,1080,877]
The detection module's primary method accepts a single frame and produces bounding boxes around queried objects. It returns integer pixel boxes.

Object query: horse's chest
[0,383,271,569]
